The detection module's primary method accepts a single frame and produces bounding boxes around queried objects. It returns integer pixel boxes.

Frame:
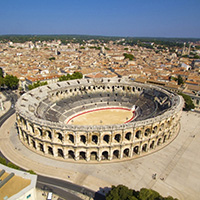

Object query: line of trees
[28,81,48,90]
[106,185,178,200]
[58,72,83,82]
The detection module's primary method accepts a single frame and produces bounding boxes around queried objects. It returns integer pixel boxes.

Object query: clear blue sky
[0,0,200,38]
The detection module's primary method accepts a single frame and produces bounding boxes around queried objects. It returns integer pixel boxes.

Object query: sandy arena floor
[67,107,134,125]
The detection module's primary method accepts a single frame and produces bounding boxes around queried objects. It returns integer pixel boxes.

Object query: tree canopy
[58,72,83,82]
[178,93,195,111]
[4,74,19,89]
[28,81,47,90]
[123,53,135,61]
[106,185,178,200]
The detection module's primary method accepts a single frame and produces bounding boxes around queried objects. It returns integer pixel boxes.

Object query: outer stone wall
[15,78,184,162]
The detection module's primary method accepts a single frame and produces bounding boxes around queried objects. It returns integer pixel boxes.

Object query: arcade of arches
[16,114,180,162]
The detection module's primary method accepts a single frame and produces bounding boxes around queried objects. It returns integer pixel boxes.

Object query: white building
[0,164,37,200]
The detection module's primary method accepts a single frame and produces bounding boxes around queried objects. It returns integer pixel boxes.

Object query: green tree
[26,170,37,175]
[177,75,184,85]
[7,162,20,170]
[49,56,56,61]
[28,81,47,90]
[58,72,83,82]
[0,156,7,165]
[139,188,161,200]
[106,185,134,200]
[0,68,3,78]
[4,74,19,89]
[106,185,178,200]
[0,77,4,89]
[178,93,195,111]
[123,53,135,61]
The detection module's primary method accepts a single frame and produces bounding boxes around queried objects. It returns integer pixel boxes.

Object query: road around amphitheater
[0,90,200,200]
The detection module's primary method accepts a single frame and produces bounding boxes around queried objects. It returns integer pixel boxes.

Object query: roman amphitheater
[15,78,184,162]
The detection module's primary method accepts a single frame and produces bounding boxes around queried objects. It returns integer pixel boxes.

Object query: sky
[0,0,200,38]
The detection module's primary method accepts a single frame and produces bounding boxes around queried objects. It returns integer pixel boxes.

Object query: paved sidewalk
[0,93,200,200]
[0,92,11,117]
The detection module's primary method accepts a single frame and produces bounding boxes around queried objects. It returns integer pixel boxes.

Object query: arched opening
[142,144,147,152]
[157,138,162,146]
[37,128,43,137]
[135,130,141,139]
[159,123,164,131]
[123,148,129,157]
[152,126,157,134]
[68,134,74,143]
[144,128,151,137]
[26,134,29,144]
[163,135,167,143]
[48,146,54,156]
[167,120,171,127]
[114,134,121,143]
[79,151,86,160]
[31,139,36,149]
[112,86,115,92]
[92,135,98,144]
[58,149,64,158]
[132,87,135,92]
[168,132,171,139]
[80,135,86,144]
[103,135,110,143]
[30,124,34,133]
[46,130,52,140]
[133,146,139,154]
[125,132,131,141]
[68,150,75,159]
[39,143,44,153]
[90,152,97,160]
[150,141,155,149]
[102,151,109,160]
[113,150,119,159]
[57,132,63,142]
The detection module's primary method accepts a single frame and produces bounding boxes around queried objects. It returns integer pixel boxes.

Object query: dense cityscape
[0,36,199,110]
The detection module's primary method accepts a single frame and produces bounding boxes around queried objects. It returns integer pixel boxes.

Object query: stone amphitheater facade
[15,78,184,162]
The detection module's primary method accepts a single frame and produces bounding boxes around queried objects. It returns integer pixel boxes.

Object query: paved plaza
[0,95,200,199]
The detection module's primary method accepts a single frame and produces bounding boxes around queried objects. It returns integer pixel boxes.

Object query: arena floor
[66,107,135,125]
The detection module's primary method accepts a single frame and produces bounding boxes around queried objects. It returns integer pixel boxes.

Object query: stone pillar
[63,147,68,159]
[75,149,79,161]
[53,146,57,157]
[120,147,123,159]
[43,143,48,154]
[130,144,133,157]
[109,148,112,161]
[74,132,78,146]
[86,150,90,162]
[131,128,135,142]
[18,127,23,140]
[98,149,101,161]
[98,133,102,145]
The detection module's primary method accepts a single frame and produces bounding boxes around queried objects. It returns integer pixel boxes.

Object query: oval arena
[15,78,184,162]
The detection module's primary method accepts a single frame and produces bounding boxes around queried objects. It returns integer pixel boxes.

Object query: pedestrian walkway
[0,92,11,117]
[0,93,200,200]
